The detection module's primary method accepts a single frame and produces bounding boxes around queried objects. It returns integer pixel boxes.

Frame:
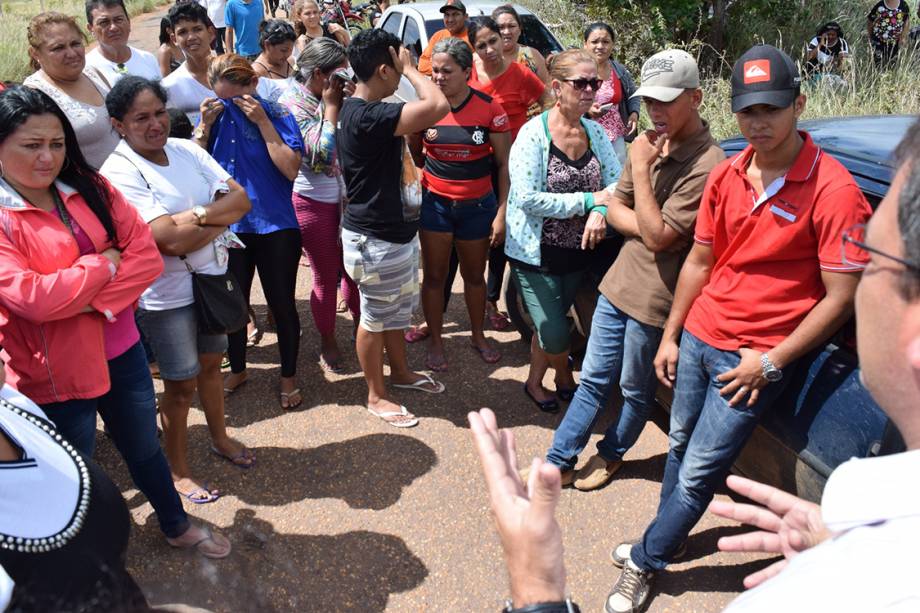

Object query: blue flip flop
[179,484,220,505]
[523,384,559,413]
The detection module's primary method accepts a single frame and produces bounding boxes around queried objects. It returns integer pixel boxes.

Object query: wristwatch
[193,125,208,141]
[191,205,208,225]
[761,353,783,382]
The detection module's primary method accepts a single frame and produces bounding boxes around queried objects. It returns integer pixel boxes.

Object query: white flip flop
[367,405,419,428]
[392,373,445,394]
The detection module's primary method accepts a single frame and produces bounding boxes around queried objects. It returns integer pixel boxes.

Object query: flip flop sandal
[404,325,430,344]
[177,484,221,505]
[470,344,502,364]
[223,380,247,396]
[487,310,511,331]
[167,526,232,559]
[279,388,302,410]
[555,385,579,402]
[367,405,419,428]
[392,373,445,394]
[246,326,263,347]
[425,354,448,372]
[210,445,255,469]
[523,384,559,413]
[318,354,345,374]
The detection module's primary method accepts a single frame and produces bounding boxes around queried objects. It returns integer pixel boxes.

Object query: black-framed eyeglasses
[841,223,920,272]
[564,78,602,92]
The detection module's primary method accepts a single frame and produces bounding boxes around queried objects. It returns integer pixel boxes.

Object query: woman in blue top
[505,49,620,413]
[200,54,306,409]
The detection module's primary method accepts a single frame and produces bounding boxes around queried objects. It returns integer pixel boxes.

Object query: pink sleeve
[813,182,872,272]
[88,181,165,319]
[0,229,113,324]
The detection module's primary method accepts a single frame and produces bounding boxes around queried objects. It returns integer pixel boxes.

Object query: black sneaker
[605,560,654,613]
[610,539,687,568]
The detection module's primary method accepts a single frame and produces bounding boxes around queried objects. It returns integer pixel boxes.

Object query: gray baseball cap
[631,49,701,102]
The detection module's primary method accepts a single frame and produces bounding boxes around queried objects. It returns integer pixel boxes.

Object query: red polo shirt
[684,132,871,352]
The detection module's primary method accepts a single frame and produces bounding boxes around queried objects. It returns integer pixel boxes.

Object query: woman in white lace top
[23,12,120,169]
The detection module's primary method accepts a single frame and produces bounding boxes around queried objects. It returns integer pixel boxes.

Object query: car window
[425,19,444,38]
[519,15,563,57]
[381,12,402,36]
[402,17,422,61]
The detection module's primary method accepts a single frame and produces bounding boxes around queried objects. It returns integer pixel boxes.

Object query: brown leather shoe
[573,454,622,491]
[519,466,576,487]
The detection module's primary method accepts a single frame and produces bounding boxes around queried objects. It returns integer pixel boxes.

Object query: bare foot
[279,376,302,409]
[525,381,556,404]
[223,371,247,395]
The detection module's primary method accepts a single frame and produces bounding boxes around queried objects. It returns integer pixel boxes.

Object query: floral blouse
[278,79,339,177]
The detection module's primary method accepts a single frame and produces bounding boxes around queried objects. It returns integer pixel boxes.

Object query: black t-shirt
[337,97,417,244]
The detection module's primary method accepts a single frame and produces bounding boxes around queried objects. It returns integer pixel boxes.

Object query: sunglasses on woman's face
[564,77,602,91]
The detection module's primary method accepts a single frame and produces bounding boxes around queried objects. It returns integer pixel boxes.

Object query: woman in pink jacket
[0,85,230,558]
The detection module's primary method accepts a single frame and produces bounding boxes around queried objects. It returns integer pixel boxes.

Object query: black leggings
[228,229,302,378]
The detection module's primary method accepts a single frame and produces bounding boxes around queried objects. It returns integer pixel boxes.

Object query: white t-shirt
[85,46,160,86]
[99,139,232,311]
[198,0,227,28]
[163,62,286,125]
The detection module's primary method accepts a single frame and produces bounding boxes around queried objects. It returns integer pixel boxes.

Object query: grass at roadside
[1,0,168,83]
[517,0,920,140]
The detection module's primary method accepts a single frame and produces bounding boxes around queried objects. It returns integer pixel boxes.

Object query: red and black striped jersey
[421,88,510,200]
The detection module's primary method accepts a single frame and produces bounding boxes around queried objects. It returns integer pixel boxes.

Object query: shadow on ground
[95,427,437,510]
[131,509,428,612]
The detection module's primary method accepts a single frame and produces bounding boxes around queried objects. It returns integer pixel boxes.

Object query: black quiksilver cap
[730,44,801,113]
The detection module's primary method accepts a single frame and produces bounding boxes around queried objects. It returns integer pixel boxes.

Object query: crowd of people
[0,0,917,611]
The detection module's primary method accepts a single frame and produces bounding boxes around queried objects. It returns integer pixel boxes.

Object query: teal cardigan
[504,111,622,267]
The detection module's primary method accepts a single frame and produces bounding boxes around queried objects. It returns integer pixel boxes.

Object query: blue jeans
[546,295,662,471]
[40,341,189,538]
[630,331,791,571]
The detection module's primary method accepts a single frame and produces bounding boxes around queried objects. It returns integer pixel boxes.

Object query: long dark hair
[0,86,117,243]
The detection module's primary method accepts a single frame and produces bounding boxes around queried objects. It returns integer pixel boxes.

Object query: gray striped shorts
[342,229,420,332]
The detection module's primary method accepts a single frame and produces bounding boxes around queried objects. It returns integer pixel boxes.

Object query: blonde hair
[292,0,321,37]
[207,53,258,88]
[27,12,86,71]
[547,48,596,82]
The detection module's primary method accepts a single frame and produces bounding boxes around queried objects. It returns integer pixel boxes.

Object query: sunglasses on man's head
[564,77,602,91]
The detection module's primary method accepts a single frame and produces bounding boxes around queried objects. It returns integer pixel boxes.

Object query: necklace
[0,398,92,553]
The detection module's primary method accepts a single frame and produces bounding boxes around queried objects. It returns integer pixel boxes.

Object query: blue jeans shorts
[135,304,228,381]
[420,189,497,240]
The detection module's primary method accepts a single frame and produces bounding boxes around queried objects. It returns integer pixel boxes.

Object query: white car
[375,1,563,102]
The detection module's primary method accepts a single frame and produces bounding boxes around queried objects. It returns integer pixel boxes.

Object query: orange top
[418,27,470,76]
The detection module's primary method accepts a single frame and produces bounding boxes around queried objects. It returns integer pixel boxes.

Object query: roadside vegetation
[520,0,920,139]
[1,0,167,83]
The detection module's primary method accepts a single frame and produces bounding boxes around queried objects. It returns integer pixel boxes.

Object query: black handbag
[181,256,249,335]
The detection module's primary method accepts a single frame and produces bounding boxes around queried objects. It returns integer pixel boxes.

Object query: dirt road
[90,8,775,611]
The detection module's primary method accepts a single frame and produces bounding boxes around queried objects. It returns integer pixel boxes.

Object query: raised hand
[467,408,566,608]
[709,474,831,589]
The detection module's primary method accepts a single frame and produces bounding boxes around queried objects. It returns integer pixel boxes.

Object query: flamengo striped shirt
[421,88,510,200]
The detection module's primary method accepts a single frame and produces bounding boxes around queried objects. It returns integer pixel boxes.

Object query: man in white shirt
[85,0,160,86]
[711,118,920,612]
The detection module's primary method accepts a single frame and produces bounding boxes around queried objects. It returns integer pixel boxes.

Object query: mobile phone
[598,102,614,113]
[332,67,355,83]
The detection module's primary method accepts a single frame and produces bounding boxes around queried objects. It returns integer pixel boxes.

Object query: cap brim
[440,5,464,12]
[731,89,796,113]
[630,85,684,102]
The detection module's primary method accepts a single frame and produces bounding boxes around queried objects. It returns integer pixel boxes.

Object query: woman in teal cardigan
[505,48,622,413]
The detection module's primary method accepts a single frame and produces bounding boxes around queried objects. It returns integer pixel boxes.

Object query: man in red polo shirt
[604,44,872,613]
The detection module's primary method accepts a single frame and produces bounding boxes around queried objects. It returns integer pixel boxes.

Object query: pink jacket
[0,177,164,404]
